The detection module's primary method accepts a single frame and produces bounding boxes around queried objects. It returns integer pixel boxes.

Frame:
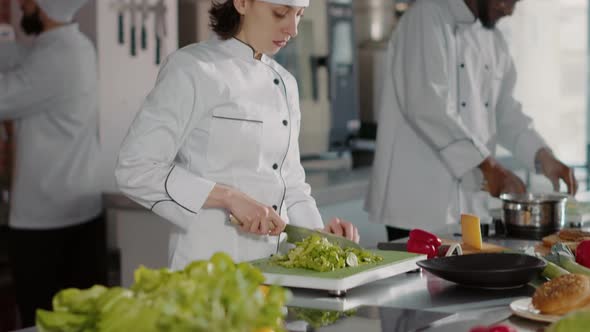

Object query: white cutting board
[249,250,425,293]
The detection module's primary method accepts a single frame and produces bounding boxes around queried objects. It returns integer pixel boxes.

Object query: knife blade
[284,224,362,249]
[229,215,361,249]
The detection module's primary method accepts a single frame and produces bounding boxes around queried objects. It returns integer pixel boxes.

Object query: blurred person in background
[0,0,104,326]
[365,0,577,241]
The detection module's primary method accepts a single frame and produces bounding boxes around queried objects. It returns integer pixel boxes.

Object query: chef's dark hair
[209,0,242,40]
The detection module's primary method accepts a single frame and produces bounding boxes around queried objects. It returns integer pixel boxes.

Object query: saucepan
[499,193,568,239]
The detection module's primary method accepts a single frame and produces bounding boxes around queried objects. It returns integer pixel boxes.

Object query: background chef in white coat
[116,0,359,270]
[365,0,577,241]
[0,0,104,326]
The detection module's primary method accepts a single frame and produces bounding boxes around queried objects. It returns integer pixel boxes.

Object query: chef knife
[283,224,362,249]
[229,215,361,249]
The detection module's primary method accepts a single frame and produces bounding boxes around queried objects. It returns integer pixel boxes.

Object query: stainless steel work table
[13,230,564,332]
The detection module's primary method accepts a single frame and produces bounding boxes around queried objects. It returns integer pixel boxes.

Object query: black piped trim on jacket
[163,165,198,214]
[212,115,263,123]
[150,199,173,211]
[272,72,290,215]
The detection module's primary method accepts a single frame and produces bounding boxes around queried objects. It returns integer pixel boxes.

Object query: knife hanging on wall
[153,0,166,65]
[140,0,148,50]
[129,0,137,56]
[117,0,124,44]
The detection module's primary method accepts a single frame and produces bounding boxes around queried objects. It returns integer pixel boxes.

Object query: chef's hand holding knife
[204,184,285,236]
[479,156,527,197]
[535,147,578,195]
[206,184,360,243]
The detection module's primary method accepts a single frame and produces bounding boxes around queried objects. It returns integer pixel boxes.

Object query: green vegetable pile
[271,234,383,272]
[36,252,290,332]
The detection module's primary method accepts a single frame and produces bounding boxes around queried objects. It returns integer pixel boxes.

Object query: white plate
[509,297,561,323]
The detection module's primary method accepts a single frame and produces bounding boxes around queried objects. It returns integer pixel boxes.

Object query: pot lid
[499,193,568,203]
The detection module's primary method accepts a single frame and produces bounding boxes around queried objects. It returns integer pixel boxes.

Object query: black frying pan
[416,253,546,289]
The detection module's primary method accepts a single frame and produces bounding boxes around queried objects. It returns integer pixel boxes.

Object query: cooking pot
[499,193,568,239]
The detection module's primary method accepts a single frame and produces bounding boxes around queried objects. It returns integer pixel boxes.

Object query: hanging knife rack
[110,0,167,65]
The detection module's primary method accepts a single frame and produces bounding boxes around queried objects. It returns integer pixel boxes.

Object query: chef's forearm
[203,184,234,210]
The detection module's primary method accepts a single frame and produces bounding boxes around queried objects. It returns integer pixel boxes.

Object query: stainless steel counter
[14,231,556,332]
[20,167,580,332]
[285,272,541,331]
[282,231,548,331]
[11,271,545,332]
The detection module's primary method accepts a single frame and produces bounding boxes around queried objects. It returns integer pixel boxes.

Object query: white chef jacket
[0,24,103,229]
[116,37,324,269]
[365,0,548,230]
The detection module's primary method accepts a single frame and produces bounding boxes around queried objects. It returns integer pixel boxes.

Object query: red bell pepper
[407,229,441,259]
[469,324,516,332]
[575,240,590,268]
[407,238,437,259]
[409,229,442,247]
[468,327,489,332]
[488,325,517,332]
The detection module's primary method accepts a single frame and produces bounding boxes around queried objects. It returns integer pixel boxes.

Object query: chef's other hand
[205,184,286,235]
[479,157,526,197]
[536,148,578,195]
[324,218,360,243]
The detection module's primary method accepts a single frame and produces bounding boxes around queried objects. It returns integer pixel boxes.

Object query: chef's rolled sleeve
[165,165,215,214]
[397,2,489,179]
[439,138,490,179]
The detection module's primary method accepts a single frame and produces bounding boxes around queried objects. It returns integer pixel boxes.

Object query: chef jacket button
[283,120,288,126]
[272,205,278,211]
[460,63,465,68]
[273,163,278,170]
[461,102,466,107]
[485,64,489,70]
[485,102,489,108]
[274,78,280,85]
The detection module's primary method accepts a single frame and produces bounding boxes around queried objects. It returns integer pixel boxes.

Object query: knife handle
[141,25,147,50]
[118,13,124,44]
[229,214,276,230]
[229,214,240,226]
[130,26,136,56]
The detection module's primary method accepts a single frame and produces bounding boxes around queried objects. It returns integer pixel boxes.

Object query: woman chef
[116,0,359,269]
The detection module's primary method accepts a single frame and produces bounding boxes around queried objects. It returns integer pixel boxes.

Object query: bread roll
[532,274,590,315]
[558,229,590,242]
